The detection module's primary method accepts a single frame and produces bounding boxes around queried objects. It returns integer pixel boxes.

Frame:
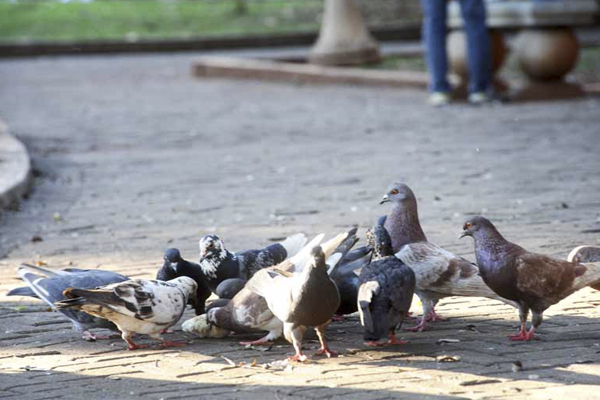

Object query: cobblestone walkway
[1,53,599,399]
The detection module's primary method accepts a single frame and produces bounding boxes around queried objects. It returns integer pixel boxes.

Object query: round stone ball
[514,28,579,81]
[448,29,507,79]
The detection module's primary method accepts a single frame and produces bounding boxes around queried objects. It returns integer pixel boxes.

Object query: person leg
[420,0,451,94]
[458,0,491,94]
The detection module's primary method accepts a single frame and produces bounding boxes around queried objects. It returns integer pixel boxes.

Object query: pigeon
[7,264,129,341]
[461,216,600,341]
[196,232,350,353]
[246,232,346,362]
[358,222,415,346]
[330,243,372,317]
[568,245,600,291]
[55,277,197,350]
[156,248,212,315]
[198,233,307,294]
[215,278,247,300]
[380,183,515,331]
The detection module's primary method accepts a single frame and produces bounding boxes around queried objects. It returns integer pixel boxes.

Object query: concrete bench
[447,0,599,99]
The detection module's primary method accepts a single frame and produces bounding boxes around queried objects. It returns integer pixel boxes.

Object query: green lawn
[0,0,323,42]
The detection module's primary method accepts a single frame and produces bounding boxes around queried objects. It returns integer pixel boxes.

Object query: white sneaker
[428,92,451,107]
[468,92,491,105]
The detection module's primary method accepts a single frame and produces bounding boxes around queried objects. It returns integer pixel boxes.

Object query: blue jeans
[420,0,491,93]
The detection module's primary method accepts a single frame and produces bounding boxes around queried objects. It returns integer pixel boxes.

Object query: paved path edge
[0,119,32,210]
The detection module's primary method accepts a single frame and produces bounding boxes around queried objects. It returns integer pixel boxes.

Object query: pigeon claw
[239,338,273,346]
[127,343,149,351]
[315,347,338,358]
[404,319,429,332]
[425,309,446,322]
[387,333,408,345]
[288,353,308,362]
[508,328,538,342]
[159,340,187,348]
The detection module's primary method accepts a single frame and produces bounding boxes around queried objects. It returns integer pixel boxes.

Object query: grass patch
[0,0,323,42]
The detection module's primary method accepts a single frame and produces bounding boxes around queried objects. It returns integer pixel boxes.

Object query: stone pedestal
[447,28,508,95]
[309,0,380,66]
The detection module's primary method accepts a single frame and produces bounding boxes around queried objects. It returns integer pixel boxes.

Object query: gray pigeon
[358,221,415,346]
[198,233,306,294]
[55,277,197,350]
[380,183,515,331]
[247,238,342,362]
[568,245,600,291]
[7,264,129,341]
[462,216,600,341]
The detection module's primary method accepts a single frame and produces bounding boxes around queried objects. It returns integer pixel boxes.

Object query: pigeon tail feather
[55,296,87,309]
[19,263,66,277]
[6,286,37,297]
[280,234,308,258]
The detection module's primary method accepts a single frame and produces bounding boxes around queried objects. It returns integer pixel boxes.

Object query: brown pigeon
[462,216,600,341]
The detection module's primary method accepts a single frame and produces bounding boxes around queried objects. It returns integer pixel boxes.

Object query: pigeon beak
[380,195,390,205]
[459,231,471,239]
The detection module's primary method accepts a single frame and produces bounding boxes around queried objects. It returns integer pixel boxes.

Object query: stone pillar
[309,0,380,66]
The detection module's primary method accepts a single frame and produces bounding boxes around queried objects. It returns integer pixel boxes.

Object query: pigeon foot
[509,327,538,341]
[331,314,345,322]
[239,336,273,346]
[288,353,308,362]
[426,309,446,322]
[315,347,338,358]
[127,342,149,350]
[387,333,408,345]
[404,319,429,332]
[159,340,187,348]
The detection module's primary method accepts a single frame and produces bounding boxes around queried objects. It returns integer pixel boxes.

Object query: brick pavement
[0,52,599,399]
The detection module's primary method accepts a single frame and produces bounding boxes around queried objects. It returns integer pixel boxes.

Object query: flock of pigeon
[8,183,600,362]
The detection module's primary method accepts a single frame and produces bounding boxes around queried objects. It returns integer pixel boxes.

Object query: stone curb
[192,56,429,88]
[0,119,32,210]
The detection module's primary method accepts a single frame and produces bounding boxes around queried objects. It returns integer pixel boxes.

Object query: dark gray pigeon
[7,264,129,341]
[462,216,600,341]
[215,278,248,299]
[328,231,372,317]
[198,233,306,294]
[56,277,197,350]
[380,183,514,331]
[358,221,415,346]
[156,248,212,315]
[246,236,344,362]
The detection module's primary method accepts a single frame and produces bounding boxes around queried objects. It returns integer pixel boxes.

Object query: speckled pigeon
[462,216,600,341]
[380,183,515,331]
[7,264,129,341]
[198,233,306,294]
[55,277,197,350]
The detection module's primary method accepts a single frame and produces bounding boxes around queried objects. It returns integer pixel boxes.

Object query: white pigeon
[55,277,197,350]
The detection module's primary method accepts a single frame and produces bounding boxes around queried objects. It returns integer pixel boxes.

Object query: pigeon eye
[465,223,472,229]
[390,189,399,195]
